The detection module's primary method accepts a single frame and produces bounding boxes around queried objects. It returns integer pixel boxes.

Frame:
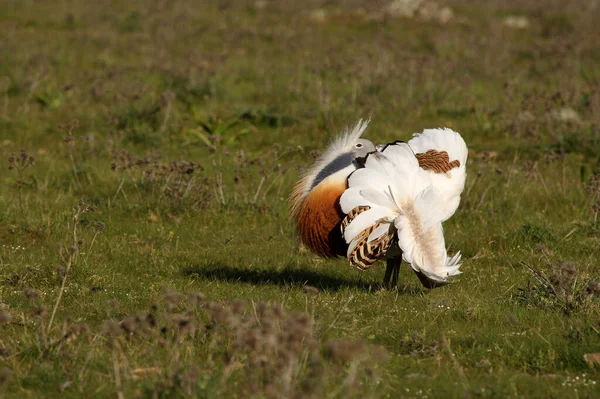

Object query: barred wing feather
[408,128,468,222]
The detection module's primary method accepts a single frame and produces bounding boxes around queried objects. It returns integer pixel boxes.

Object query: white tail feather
[340,141,463,283]
[368,223,391,242]
[408,128,467,166]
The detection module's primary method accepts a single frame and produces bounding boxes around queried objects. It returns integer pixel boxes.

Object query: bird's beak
[355,154,369,168]
[413,270,451,289]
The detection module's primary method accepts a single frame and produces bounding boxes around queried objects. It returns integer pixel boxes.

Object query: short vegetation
[1,0,599,397]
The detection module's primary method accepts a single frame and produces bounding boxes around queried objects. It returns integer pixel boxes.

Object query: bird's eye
[355,143,363,148]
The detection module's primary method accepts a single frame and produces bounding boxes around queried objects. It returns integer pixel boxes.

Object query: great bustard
[290,120,467,289]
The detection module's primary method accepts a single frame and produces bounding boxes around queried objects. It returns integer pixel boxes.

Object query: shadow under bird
[290,120,468,289]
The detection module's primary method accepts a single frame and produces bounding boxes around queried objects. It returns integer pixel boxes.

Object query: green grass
[1,0,600,397]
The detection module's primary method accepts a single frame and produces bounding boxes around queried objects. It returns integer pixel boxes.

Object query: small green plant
[184,113,255,148]
[35,88,63,110]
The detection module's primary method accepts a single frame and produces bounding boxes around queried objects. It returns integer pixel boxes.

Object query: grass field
[1,0,600,397]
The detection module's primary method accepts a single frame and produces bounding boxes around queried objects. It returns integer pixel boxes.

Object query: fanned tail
[340,142,462,283]
[394,185,462,282]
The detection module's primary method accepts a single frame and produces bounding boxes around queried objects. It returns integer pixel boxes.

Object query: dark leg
[382,257,401,290]
[382,260,393,289]
[390,258,400,288]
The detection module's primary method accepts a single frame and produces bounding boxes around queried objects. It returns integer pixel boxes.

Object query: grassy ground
[1,0,600,397]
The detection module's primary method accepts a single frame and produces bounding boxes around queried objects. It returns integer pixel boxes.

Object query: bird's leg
[382,257,401,290]
[382,261,393,289]
[391,258,401,288]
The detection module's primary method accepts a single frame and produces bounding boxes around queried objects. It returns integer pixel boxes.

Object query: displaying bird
[290,120,467,289]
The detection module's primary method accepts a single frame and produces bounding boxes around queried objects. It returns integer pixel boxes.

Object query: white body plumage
[291,121,468,288]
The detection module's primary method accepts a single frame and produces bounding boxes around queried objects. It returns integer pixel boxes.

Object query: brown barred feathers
[416,149,461,173]
[341,205,394,270]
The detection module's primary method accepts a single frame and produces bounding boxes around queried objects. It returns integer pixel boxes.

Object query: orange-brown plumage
[288,120,371,260]
[295,178,347,258]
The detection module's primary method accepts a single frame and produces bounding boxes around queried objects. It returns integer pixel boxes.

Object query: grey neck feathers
[310,152,356,190]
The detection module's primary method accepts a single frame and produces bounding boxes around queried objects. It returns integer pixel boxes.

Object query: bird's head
[352,138,376,166]
[290,120,374,218]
